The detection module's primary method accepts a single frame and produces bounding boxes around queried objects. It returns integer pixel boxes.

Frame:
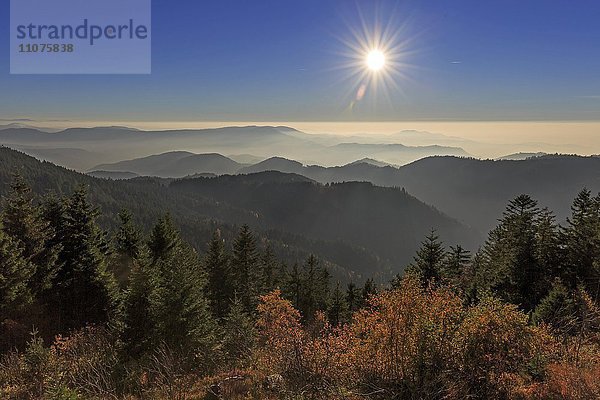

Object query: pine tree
[48,186,119,332]
[2,175,59,297]
[328,282,349,326]
[532,279,577,335]
[0,227,34,318]
[535,208,561,289]
[405,230,446,287]
[464,250,486,304]
[204,230,232,320]
[563,189,600,297]
[300,255,330,321]
[148,213,179,260]
[361,278,377,304]
[346,281,362,312]
[147,215,216,366]
[482,195,552,310]
[112,209,143,285]
[443,245,471,288]
[122,253,154,359]
[275,261,288,290]
[261,244,280,293]
[230,225,261,313]
[115,209,142,260]
[285,263,302,310]
[221,296,255,367]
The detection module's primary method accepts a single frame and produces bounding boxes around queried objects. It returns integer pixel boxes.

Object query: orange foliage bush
[253,279,557,399]
[533,362,600,400]
[345,278,463,397]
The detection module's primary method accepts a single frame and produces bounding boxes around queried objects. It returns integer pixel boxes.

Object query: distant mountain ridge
[90,150,600,234]
[0,147,480,281]
[496,152,548,160]
[87,170,140,180]
[92,151,242,178]
[0,125,473,168]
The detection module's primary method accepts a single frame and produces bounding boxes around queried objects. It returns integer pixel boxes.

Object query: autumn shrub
[343,278,463,398]
[51,326,123,399]
[255,290,305,377]
[253,280,558,400]
[529,361,600,400]
[450,297,553,399]
[255,291,351,398]
[0,331,84,399]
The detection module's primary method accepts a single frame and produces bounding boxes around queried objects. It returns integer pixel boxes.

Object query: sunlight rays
[333,5,416,114]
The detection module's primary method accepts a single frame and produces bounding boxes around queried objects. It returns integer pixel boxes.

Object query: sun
[366,50,386,71]
[333,5,415,109]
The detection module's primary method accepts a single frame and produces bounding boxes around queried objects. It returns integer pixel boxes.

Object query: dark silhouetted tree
[563,189,600,298]
[346,281,362,313]
[443,245,471,288]
[2,175,59,297]
[261,244,280,293]
[300,255,330,322]
[204,230,232,320]
[230,225,261,313]
[405,230,446,287]
[328,282,349,326]
[48,186,119,332]
[0,228,33,318]
[482,195,559,310]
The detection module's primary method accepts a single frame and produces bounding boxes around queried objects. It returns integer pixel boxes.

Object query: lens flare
[333,5,415,112]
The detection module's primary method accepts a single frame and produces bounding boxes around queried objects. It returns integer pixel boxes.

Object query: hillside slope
[239,155,600,233]
[0,148,480,280]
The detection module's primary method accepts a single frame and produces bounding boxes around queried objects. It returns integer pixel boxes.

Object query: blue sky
[1,0,600,122]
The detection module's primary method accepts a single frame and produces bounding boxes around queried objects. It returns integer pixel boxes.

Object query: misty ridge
[2,123,600,280]
[2,123,600,237]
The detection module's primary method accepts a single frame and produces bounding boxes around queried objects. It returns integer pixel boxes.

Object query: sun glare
[334,6,414,110]
[367,50,386,71]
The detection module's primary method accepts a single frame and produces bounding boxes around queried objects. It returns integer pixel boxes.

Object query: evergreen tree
[0,227,34,318]
[39,193,65,251]
[443,245,471,287]
[221,296,255,367]
[285,263,302,309]
[464,250,486,304]
[536,208,562,287]
[300,255,330,321]
[122,252,154,359]
[346,281,362,313]
[147,215,216,366]
[328,282,349,326]
[532,279,577,335]
[361,278,378,304]
[275,261,288,290]
[147,213,179,260]
[230,225,261,313]
[114,209,142,260]
[390,274,403,289]
[405,230,446,287]
[112,209,143,285]
[204,230,232,320]
[482,195,549,310]
[49,186,119,331]
[2,175,59,297]
[261,244,280,293]
[562,189,600,297]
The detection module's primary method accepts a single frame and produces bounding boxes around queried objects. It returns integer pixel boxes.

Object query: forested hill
[0,147,479,280]
[239,154,600,233]
[171,174,480,268]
